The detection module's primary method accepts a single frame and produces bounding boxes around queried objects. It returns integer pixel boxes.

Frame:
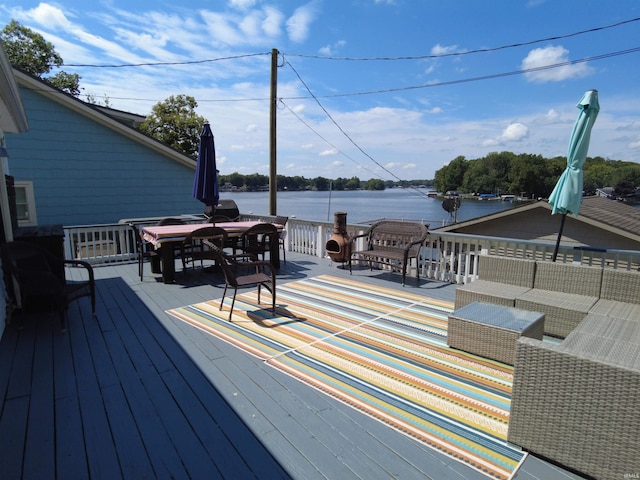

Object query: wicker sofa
[456,255,640,477]
[514,261,603,338]
[455,256,640,338]
[454,256,536,308]
[349,220,428,286]
[508,313,640,479]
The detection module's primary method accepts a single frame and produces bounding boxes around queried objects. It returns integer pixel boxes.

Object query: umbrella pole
[552,213,567,262]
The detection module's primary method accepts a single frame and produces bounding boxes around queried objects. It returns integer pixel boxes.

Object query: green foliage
[1,20,80,96]
[47,71,81,96]
[138,95,207,158]
[366,179,385,190]
[435,152,640,198]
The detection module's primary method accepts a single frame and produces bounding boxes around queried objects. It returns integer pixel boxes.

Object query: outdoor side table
[447,301,545,365]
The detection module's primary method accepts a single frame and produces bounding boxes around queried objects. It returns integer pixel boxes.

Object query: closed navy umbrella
[549,90,600,261]
[192,123,219,210]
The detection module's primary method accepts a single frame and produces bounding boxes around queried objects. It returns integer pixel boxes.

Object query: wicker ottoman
[447,302,545,365]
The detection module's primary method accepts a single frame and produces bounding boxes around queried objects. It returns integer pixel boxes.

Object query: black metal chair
[129,223,158,281]
[238,223,279,263]
[181,226,228,272]
[0,241,96,332]
[274,216,289,264]
[157,217,186,259]
[207,243,276,321]
[207,215,233,224]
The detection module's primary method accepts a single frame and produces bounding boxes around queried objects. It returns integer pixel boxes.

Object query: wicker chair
[0,241,96,332]
[181,226,228,272]
[508,313,640,479]
[274,216,289,264]
[207,243,276,321]
[238,223,279,263]
[454,255,535,309]
[129,223,158,281]
[589,268,640,320]
[514,261,602,338]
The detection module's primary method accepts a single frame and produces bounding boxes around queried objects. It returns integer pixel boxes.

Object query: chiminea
[325,212,352,262]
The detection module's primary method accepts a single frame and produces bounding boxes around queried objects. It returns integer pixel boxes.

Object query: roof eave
[0,47,28,133]
[13,69,195,169]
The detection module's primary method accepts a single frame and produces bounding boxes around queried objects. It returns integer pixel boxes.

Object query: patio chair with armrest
[181,226,228,272]
[129,222,158,281]
[238,223,279,263]
[206,242,276,321]
[157,217,187,259]
[274,216,289,264]
[0,241,96,332]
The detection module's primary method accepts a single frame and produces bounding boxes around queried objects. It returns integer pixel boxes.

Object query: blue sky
[1,1,639,180]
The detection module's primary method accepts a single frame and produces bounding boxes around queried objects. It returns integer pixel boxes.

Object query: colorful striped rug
[167,275,525,479]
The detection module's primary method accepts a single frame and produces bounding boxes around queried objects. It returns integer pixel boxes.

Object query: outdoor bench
[349,220,429,286]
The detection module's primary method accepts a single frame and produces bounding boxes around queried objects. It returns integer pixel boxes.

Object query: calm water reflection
[223,189,521,225]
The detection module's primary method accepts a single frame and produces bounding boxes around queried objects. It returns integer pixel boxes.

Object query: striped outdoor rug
[167,275,524,479]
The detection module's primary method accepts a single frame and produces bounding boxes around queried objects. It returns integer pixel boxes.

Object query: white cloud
[319,40,346,56]
[521,45,593,82]
[320,148,338,156]
[545,109,560,122]
[431,44,458,56]
[262,6,284,37]
[229,0,257,10]
[501,122,529,142]
[629,138,640,149]
[286,2,318,43]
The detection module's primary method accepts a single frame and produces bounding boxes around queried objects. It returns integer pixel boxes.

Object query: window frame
[14,180,38,226]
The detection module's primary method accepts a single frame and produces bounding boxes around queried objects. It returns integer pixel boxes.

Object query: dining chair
[238,223,279,262]
[0,241,96,332]
[207,215,233,224]
[207,243,276,321]
[157,217,187,259]
[157,217,186,226]
[274,216,289,264]
[181,226,228,272]
[129,222,158,281]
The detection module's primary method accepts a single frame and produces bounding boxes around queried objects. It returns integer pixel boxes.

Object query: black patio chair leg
[228,289,238,321]
[220,284,229,312]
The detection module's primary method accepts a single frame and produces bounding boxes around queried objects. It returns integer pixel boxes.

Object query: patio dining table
[141,221,282,283]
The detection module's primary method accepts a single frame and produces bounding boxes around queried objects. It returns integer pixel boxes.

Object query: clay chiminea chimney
[325,212,352,262]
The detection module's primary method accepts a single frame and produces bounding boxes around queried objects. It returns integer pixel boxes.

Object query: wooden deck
[0,252,586,479]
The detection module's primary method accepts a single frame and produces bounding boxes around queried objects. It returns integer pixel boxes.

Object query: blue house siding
[6,84,204,226]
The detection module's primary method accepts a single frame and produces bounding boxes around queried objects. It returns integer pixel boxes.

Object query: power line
[59,16,640,69]
[63,52,270,68]
[283,56,430,199]
[279,99,380,179]
[71,46,640,105]
[283,47,640,100]
[286,16,640,61]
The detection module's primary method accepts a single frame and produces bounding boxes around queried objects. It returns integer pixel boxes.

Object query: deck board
[0,251,588,480]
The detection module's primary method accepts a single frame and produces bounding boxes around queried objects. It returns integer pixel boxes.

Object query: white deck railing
[63,215,640,284]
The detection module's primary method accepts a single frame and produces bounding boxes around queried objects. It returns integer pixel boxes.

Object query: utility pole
[269,48,278,215]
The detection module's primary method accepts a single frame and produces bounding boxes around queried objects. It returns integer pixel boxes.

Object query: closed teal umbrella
[549,90,600,261]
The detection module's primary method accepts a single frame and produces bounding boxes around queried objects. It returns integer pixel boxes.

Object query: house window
[14,181,37,226]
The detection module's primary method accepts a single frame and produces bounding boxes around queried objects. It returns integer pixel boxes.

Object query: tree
[434,156,468,193]
[1,20,80,95]
[366,179,385,190]
[138,95,207,158]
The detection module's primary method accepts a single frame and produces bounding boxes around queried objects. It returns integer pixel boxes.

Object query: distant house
[4,69,203,227]
[434,196,640,251]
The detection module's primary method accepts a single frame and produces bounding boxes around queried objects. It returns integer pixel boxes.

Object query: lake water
[222,189,520,225]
